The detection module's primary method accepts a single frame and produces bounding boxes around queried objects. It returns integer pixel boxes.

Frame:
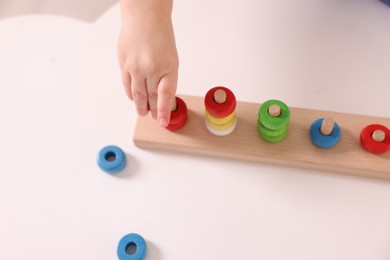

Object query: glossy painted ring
[117,233,147,260]
[257,120,289,137]
[205,109,236,125]
[206,114,237,131]
[168,97,188,126]
[166,112,188,131]
[97,145,126,174]
[258,99,290,131]
[204,86,236,118]
[360,124,390,154]
[205,118,237,136]
[310,118,341,149]
[258,128,288,143]
[166,97,188,131]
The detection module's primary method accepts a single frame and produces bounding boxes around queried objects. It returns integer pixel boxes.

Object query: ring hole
[105,151,117,162]
[125,242,138,255]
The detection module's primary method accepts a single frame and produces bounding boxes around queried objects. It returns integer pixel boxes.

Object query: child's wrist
[120,0,173,19]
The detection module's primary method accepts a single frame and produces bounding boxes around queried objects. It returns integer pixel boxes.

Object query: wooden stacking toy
[134,88,390,180]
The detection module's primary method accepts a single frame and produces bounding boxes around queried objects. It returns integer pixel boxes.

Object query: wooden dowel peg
[372,130,386,142]
[214,89,227,104]
[268,104,281,117]
[320,117,335,136]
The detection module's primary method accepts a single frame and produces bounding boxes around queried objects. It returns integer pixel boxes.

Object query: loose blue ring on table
[382,0,390,6]
[117,233,147,260]
[97,145,126,174]
[310,118,341,149]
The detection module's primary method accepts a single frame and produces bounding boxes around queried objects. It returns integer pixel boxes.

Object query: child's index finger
[157,73,178,128]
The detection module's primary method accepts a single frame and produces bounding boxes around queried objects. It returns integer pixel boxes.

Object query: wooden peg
[320,117,334,136]
[214,89,227,104]
[372,130,385,142]
[268,104,281,117]
[171,97,177,111]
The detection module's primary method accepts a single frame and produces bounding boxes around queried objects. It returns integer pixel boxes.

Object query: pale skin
[118,0,178,127]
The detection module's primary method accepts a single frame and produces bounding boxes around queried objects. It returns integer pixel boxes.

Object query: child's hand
[118,12,178,127]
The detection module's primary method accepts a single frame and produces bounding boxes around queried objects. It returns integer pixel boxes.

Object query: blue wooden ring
[117,233,147,260]
[310,118,341,149]
[382,0,390,6]
[97,145,126,174]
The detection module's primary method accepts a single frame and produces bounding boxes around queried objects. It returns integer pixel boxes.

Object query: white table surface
[1,1,390,259]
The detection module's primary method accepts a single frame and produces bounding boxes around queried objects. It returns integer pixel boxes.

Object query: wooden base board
[133,95,390,180]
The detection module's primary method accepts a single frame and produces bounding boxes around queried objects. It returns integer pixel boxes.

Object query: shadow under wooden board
[133,95,390,180]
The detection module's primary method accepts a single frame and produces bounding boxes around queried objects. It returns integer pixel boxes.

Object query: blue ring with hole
[310,118,341,149]
[97,145,126,174]
[117,233,147,260]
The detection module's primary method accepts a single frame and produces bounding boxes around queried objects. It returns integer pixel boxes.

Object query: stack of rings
[166,97,188,131]
[360,124,390,154]
[258,100,291,143]
[204,86,237,136]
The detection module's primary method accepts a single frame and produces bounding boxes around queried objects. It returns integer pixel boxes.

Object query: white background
[1,0,390,259]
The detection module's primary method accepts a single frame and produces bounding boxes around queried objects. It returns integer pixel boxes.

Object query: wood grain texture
[134,95,390,180]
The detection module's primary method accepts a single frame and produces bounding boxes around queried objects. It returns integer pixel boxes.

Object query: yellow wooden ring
[206,116,237,131]
[205,109,236,125]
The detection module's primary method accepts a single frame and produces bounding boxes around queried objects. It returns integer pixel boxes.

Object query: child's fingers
[146,77,159,119]
[121,70,133,100]
[131,76,149,116]
[157,73,178,127]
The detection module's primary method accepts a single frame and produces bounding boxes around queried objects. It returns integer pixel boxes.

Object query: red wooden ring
[166,113,188,131]
[168,97,187,126]
[166,97,188,131]
[204,86,236,118]
[360,124,390,154]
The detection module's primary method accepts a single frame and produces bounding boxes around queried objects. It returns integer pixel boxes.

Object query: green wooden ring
[258,100,291,130]
[258,128,289,143]
[257,120,289,137]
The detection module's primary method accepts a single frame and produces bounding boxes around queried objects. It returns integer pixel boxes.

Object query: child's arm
[118,0,178,127]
